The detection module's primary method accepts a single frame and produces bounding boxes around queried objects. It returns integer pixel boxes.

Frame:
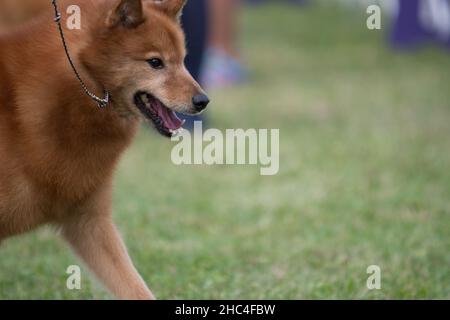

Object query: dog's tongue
[154,100,184,130]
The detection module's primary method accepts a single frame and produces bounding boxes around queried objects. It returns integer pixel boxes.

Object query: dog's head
[81,0,209,137]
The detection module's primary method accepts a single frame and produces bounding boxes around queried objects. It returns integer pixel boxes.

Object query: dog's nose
[192,94,210,112]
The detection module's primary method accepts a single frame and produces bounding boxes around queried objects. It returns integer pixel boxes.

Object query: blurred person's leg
[209,0,240,58]
[180,0,208,129]
[391,0,429,49]
[183,0,208,81]
[201,0,247,89]
[391,0,450,49]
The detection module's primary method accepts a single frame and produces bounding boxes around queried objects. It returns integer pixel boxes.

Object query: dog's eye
[147,58,164,69]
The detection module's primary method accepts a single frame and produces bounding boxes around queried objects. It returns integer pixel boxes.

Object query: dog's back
[0,0,48,29]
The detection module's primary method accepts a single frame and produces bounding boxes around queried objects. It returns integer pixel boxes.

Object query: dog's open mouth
[134,92,185,138]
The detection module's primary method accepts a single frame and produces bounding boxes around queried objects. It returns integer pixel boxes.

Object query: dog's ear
[150,0,187,20]
[107,0,145,28]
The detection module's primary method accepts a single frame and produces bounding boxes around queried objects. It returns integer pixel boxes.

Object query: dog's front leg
[61,213,155,300]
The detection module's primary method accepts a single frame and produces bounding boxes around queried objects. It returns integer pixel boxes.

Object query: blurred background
[0,0,449,299]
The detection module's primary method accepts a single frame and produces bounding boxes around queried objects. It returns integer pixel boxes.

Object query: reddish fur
[0,0,49,29]
[0,0,204,299]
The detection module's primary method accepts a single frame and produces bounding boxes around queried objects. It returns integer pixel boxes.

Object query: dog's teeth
[171,128,183,138]
[141,95,149,104]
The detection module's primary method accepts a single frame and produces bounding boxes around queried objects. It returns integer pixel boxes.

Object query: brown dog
[0,0,49,29]
[0,0,209,299]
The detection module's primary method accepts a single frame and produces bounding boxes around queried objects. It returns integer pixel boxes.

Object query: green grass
[1,3,449,299]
